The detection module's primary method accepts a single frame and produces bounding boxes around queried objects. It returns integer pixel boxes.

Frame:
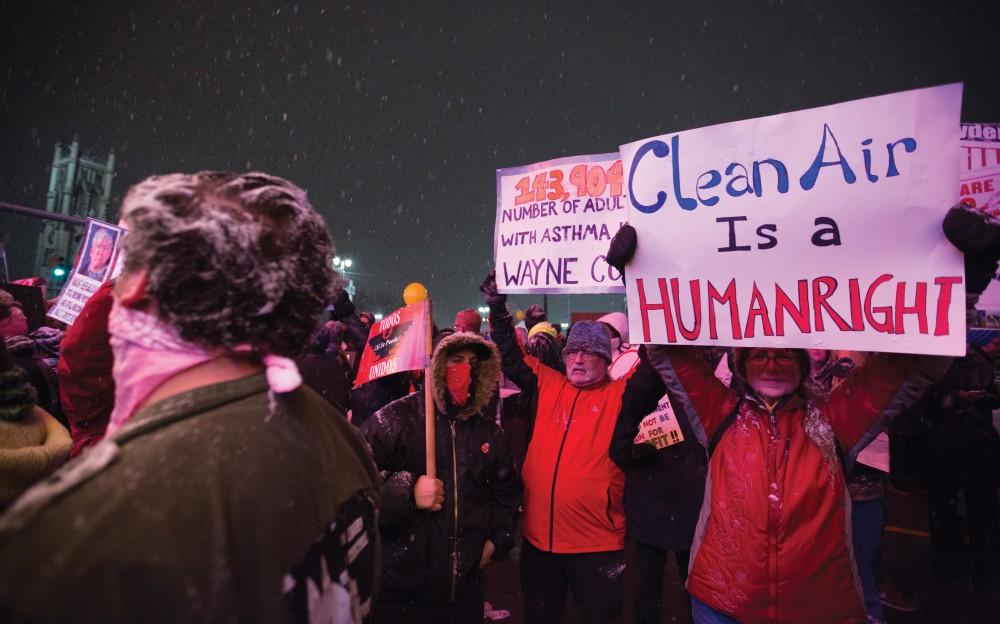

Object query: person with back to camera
[0,171,381,623]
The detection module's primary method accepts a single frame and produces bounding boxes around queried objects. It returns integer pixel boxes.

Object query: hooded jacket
[639,345,950,624]
[361,332,520,601]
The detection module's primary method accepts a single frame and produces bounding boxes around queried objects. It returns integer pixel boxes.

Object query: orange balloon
[403,282,428,305]
[515,309,525,321]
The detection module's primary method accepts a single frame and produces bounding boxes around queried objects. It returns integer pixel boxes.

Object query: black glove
[524,304,546,329]
[328,288,356,320]
[943,203,1000,296]
[479,270,507,306]
[606,224,637,274]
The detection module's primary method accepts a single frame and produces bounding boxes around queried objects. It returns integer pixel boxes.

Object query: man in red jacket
[481,271,665,624]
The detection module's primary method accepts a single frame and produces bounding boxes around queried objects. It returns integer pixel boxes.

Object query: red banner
[353,300,429,388]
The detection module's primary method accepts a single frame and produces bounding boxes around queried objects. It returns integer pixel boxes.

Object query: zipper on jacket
[765,407,784,621]
[548,389,581,552]
[449,419,460,602]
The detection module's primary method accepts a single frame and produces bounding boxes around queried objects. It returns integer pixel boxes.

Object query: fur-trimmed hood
[431,331,500,420]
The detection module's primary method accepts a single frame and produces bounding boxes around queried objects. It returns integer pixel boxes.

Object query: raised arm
[481,270,539,396]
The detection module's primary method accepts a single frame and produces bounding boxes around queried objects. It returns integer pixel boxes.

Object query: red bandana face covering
[445,361,472,407]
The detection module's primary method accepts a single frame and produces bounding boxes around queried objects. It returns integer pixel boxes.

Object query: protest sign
[633,396,685,450]
[620,83,965,356]
[958,164,1000,318]
[48,218,124,326]
[354,300,429,387]
[960,164,1000,217]
[495,153,626,294]
[960,122,1000,173]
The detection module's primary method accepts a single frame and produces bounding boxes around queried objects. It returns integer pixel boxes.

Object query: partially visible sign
[48,219,124,326]
[495,153,626,294]
[633,395,686,450]
[353,301,429,387]
[960,122,1000,173]
[958,164,1000,318]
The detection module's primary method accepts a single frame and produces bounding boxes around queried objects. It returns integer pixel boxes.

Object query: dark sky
[2,1,998,325]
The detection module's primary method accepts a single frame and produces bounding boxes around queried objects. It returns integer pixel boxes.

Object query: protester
[296,321,351,412]
[0,171,381,623]
[5,331,63,426]
[55,279,115,456]
[607,330,708,624]
[0,340,71,509]
[604,206,993,623]
[924,332,1000,597]
[361,331,520,623]
[0,289,28,340]
[454,307,483,334]
[482,271,666,624]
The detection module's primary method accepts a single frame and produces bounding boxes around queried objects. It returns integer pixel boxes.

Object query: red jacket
[520,356,629,553]
[56,280,115,457]
[647,346,947,624]
[489,309,663,554]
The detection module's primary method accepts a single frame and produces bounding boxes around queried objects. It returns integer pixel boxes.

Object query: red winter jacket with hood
[640,345,949,624]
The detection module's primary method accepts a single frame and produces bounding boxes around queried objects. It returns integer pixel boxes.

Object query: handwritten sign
[621,84,965,356]
[633,396,685,450]
[495,153,626,294]
[48,219,124,325]
[353,300,428,387]
[960,164,1000,316]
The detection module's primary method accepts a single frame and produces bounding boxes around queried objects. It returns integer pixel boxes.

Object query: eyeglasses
[746,350,799,367]
[564,350,600,362]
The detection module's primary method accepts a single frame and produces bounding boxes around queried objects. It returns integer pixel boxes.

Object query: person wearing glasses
[604,202,999,624]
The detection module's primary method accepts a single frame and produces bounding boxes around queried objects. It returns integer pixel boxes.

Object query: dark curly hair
[119,171,337,356]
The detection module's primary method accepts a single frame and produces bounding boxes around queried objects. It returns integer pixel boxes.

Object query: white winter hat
[597,312,629,344]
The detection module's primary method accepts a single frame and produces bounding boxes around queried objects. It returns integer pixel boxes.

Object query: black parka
[361,332,520,601]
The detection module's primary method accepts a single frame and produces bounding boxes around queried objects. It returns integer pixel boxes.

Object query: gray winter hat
[563,320,612,363]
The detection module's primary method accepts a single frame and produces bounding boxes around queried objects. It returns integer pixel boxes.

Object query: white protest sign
[960,122,1000,173]
[607,347,685,450]
[48,219,124,325]
[495,153,626,294]
[633,396,685,450]
[959,164,1000,315]
[620,83,965,356]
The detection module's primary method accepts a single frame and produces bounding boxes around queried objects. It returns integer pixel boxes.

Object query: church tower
[33,136,115,293]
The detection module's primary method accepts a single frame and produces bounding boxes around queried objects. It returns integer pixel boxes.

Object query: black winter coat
[610,365,707,551]
[361,391,520,601]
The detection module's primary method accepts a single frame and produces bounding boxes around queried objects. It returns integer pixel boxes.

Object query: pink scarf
[106,303,302,437]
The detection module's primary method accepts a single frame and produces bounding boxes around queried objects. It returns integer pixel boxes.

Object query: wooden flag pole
[424,298,436,478]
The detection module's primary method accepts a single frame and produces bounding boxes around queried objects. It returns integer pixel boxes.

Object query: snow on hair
[119,171,337,356]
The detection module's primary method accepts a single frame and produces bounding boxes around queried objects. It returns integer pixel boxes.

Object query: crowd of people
[0,170,998,624]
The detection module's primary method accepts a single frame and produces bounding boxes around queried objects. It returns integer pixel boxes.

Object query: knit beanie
[563,321,612,363]
[527,321,557,340]
[454,308,483,333]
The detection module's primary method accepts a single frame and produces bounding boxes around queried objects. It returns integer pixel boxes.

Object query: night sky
[2,1,998,325]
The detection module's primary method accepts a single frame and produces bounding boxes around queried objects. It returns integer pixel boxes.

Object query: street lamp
[331,256,357,299]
